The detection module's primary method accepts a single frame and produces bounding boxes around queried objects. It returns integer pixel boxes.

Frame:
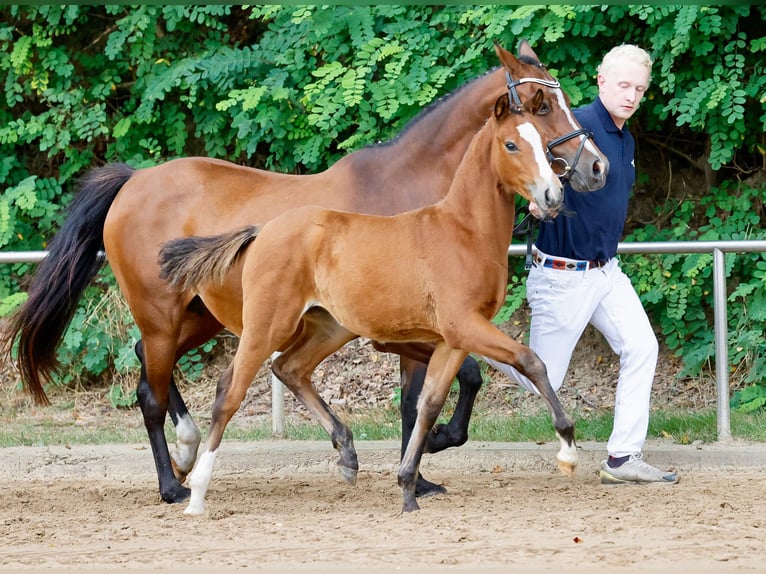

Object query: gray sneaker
[600,452,678,484]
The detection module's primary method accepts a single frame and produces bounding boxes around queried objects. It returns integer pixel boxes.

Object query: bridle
[506,70,591,269]
[505,71,593,182]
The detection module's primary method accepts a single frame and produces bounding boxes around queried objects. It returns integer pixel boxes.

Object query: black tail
[1,163,135,404]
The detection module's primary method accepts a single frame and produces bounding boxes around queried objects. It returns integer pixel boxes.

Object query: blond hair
[598,45,653,86]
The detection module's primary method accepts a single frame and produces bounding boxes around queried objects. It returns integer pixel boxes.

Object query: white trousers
[484,250,658,457]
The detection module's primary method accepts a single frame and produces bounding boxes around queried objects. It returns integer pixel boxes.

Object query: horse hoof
[337,463,358,486]
[556,458,577,477]
[415,476,447,498]
[184,502,204,516]
[160,484,191,504]
[170,458,190,484]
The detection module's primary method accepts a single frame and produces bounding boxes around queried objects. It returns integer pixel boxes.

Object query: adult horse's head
[495,41,609,192]
[491,89,564,220]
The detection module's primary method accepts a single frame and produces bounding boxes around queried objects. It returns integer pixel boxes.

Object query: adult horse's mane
[369,67,499,149]
[372,54,545,150]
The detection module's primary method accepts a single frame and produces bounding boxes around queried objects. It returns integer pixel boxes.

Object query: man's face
[597,61,650,128]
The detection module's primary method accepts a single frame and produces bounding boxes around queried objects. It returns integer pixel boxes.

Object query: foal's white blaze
[169,413,201,475]
[184,448,218,516]
[553,89,602,158]
[516,121,561,207]
[555,432,578,476]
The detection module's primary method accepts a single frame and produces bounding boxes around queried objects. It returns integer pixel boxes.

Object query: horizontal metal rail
[4,239,766,440]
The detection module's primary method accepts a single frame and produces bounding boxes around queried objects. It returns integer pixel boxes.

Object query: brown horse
[1,42,606,504]
[159,88,575,515]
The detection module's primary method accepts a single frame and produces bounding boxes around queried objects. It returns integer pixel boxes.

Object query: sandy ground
[1,439,765,572]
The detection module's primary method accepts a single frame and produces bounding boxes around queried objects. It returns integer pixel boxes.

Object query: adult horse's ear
[517,39,540,62]
[524,89,545,116]
[494,92,510,120]
[494,42,520,72]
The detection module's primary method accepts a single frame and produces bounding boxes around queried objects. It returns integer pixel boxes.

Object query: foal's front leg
[464,320,578,475]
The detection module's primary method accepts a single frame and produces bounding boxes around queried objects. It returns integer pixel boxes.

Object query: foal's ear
[494,92,510,120]
[524,89,545,116]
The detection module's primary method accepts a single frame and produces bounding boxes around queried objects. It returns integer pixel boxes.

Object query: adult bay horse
[2,42,606,504]
[159,88,575,515]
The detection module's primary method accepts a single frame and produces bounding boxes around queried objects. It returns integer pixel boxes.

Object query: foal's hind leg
[185,335,272,515]
[272,309,360,484]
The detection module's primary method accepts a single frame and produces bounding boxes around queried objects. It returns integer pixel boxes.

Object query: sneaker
[599,452,678,485]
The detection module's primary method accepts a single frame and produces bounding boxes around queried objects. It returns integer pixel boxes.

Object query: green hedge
[1,5,764,406]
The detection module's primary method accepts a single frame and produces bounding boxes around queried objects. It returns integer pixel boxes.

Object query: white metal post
[712,248,731,441]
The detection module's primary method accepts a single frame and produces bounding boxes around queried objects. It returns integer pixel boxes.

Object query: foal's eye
[538,102,551,115]
[505,141,518,152]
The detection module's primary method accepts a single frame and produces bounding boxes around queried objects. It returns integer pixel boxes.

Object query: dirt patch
[0,313,755,571]
[1,441,764,571]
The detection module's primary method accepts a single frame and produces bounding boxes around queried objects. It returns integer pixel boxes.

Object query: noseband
[506,71,594,182]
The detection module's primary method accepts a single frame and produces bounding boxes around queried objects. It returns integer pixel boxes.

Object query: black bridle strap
[505,71,593,181]
[505,71,561,107]
[546,127,593,180]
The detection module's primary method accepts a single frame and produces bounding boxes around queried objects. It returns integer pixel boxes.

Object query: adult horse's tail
[159,225,259,292]
[1,163,135,405]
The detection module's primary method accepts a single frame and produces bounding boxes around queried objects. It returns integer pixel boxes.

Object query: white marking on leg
[555,432,578,476]
[184,448,218,516]
[169,413,201,475]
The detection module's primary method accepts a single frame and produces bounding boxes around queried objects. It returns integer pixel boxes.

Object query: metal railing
[3,239,766,441]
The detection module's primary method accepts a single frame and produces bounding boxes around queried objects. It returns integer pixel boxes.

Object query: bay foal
[159,89,576,515]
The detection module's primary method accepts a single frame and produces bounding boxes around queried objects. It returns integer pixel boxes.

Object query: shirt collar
[594,97,625,134]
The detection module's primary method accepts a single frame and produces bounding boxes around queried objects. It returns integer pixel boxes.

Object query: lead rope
[512,212,539,270]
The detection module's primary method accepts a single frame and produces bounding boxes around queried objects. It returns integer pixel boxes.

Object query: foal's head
[495,42,609,192]
[490,90,564,219]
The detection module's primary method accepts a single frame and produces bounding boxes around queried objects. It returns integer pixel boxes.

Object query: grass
[2,404,766,448]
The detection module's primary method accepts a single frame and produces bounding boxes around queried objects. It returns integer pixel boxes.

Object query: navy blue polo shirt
[535,97,636,262]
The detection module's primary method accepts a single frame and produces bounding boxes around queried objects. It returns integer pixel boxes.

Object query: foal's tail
[158,226,259,293]
[1,163,135,405]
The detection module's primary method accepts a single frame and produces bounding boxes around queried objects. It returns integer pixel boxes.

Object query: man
[486,44,677,484]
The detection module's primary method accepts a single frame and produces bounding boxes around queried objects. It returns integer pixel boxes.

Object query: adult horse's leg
[271,308,360,483]
[373,341,484,497]
[166,377,200,483]
[165,304,225,482]
[132,299,223,493]
[424,356,484,453]
[398,343,469,513]
[134,339,190,503]
[399,355,483,497]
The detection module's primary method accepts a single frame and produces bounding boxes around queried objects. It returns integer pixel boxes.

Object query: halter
[505,71,594,182]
